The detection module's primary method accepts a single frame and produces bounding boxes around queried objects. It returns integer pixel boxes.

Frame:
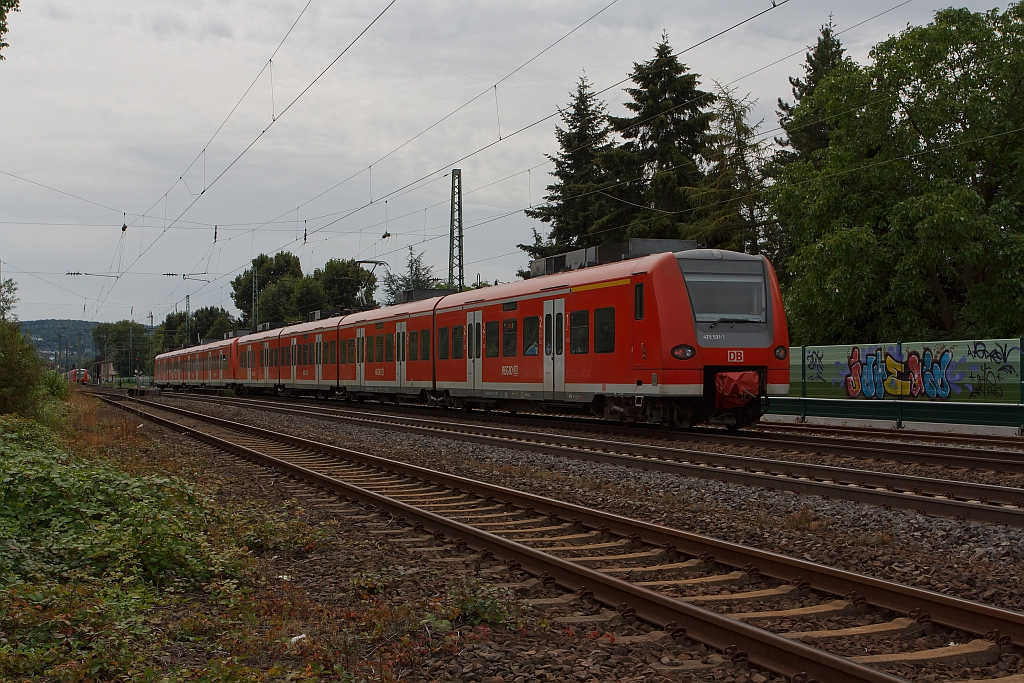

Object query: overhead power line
[90,0,399,318]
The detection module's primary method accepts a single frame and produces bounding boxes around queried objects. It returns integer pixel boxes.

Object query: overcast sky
[0,0,1007,323]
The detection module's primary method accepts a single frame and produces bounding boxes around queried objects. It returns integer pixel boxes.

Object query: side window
[420,328,430,360]
[385,333,394,362]
[330,340,337,364]
[452,326,464,359]
[338,340,346,364]
[570,310,589,354]
[523,316,539,356]
[544,313,552,355]
[595,307,615,353]
[485,321,499,358]
[634,283,644,320]
[376,335,384,363]
[408,331,419,361]
[439,327,450,360]
[502,319,517,357]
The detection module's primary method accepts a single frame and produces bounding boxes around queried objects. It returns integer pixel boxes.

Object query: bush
[0,415,241,587]
[0,319,42,414]
[41,369,70,400]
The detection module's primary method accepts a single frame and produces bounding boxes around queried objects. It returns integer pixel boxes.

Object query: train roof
[157,247,762,358]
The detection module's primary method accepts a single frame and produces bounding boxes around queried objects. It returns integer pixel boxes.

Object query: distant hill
[20,319,98,362]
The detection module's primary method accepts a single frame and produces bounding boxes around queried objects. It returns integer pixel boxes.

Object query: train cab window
[348,338,355,364]
[408,331,419,361]
[570,311,589,354]
[420,329,430,360]
[452,326,463,359]
[485,321,499,358]
[376,335,384,363]
[523,316,539,356]
[634,284,644,320]
[595,307,615,353]
[502,319,517,357]
[385,333,395,362]
[439,327,450,359]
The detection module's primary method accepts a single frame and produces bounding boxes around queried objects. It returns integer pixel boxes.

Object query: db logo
[728,350,744,363]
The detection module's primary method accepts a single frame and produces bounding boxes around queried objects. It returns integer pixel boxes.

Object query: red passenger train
[155,245,790,429]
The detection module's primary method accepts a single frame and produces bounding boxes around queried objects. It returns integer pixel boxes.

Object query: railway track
[158,393,1024,528]
[755,421,1024,451]
[102,394,1023,683]
[157,388,1024,466]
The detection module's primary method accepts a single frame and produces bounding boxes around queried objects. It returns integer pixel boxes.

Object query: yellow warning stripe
[570,277,631,294]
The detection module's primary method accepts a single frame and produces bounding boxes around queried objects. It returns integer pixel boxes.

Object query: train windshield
[678,258,767,324]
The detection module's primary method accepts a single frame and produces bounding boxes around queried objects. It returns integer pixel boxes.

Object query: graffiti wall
[796,339,1022,403]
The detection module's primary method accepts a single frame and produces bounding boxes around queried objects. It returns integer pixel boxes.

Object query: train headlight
[671,344,696,360]
[774,345,788,360]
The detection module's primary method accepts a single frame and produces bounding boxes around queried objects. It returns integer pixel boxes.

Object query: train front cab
[651,248,790,429]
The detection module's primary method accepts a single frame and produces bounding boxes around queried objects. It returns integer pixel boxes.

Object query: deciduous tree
[771,5,1024,344]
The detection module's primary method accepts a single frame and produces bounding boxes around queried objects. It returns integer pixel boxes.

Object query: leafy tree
[0,319,41,414]
[205,315,231,340]
[0,0,19,60]
[312,258,378,310]
[230,252,302,325]
[154,311,187,354]
[523,75,613,254]
[257,277,299,324]
[687,85,772,253]
[382,247,440,305]
[188,306,234,343]
[293,277,327,321]
[771,5,1024,344]
[775,19,847,167]
[600,33,715,241]
[0,277,18,321]
[90,321,152,378]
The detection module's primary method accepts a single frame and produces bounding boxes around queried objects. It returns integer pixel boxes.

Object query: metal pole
[448,169,464,291]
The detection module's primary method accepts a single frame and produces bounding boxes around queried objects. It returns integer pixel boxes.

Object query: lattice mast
[448,169,464,291]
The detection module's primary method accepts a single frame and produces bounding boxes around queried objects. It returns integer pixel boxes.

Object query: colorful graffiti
[798,339,1021,403]
[842,347,959,400]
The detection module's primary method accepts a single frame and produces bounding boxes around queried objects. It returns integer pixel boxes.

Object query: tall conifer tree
[776,20,846,165]
[521,75,612,261]
[599,33,714,241]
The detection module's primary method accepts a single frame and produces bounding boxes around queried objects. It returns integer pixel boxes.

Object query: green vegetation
[772,5,1024,343]
[0,414,246,680]
[232,253,379,327]
[0,0,18,60]
[521,5,1024,344]
[0,398,533,680]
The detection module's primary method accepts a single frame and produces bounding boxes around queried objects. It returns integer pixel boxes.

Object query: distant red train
[156,244,790,429]
[66,368,90,385]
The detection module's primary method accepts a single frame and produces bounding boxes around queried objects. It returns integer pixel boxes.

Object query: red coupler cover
[715,371,760,409]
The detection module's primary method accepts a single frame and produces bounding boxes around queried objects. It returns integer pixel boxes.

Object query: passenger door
[631,278,649,369]
[356,328,365,389]
[315,334,323,388]
[466,311,481,393]
[543,299,565,400]
[396,321,406,390]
